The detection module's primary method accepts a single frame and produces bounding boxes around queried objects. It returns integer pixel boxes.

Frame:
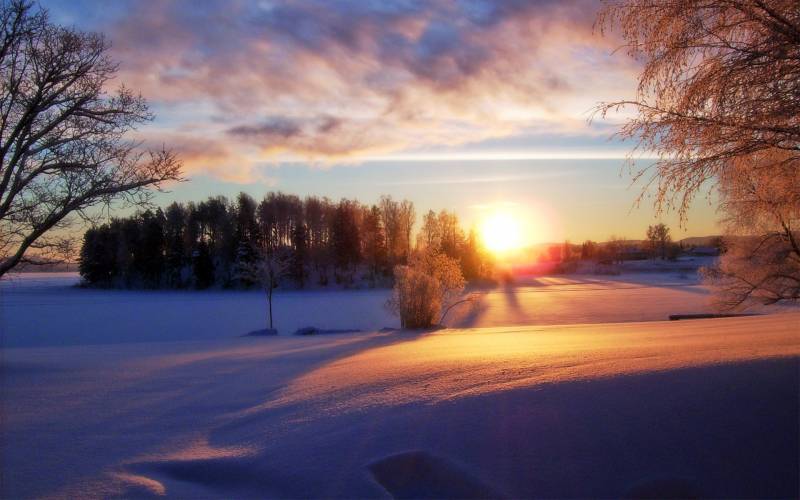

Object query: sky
[43,0,720,244]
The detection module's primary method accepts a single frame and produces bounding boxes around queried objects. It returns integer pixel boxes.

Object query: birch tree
[597,0,799,305]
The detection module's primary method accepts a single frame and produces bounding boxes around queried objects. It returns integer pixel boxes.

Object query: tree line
[79,192,493,289]
[534,223,679,267]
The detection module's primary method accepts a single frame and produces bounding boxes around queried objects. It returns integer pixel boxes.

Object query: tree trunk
[267,284,273,329]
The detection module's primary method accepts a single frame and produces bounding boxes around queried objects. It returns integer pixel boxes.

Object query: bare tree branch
[0,1,182,277]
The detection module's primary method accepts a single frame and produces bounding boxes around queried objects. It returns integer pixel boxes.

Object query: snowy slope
[2,314,798,498]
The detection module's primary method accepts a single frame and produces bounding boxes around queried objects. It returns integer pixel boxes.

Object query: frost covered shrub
[388,251,466,329]
[703,151,800,309]
[389,266,440,328]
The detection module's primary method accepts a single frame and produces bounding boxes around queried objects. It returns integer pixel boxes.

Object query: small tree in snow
[388,251,474,329]
[237,246,289,331]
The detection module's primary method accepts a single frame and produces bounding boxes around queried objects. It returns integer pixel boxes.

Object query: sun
[480,211,522,254]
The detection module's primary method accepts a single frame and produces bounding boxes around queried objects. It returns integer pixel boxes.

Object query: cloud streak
[378,170,579,186]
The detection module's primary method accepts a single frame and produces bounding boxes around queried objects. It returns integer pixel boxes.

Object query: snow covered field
[1,273,798,498]
[2,272,792,348]
[1,273,393,348]
[2,314,798,498]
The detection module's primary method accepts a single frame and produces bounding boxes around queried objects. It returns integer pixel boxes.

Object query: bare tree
[237,239,289,331]
[605,235,626,265]
[417,209,440,251]
[597,0,800,305]
[0,1,181,277]
[646,223,671,259]
[398,199,416,262]
[379,195,400,266]
[379,195,415,266]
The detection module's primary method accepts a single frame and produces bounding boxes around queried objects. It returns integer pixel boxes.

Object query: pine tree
[193,241,214,289]
[362,205,388,283]
[164,203,188,287]
[290,223,308,287]
[233,193,260,287]
[135,210,166,288]
[331,200,361,284]
[79,227,118,286]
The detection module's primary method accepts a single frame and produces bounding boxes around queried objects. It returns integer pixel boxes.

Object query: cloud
[228,117,304,140]
[136,131,266,184]
[56,0,640,179]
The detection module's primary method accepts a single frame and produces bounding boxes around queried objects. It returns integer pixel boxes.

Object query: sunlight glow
[480,211,523,254]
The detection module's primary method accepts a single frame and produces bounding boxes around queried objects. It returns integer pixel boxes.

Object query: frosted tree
[703,150,799,308]
[388,250,476,329]
[0,1,181,277]
[597,0,799,304]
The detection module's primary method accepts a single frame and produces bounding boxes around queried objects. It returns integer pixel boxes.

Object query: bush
[390,266,441,328]
[388,251,466,329]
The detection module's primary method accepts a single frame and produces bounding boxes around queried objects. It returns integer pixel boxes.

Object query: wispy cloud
[368,150,651,162]
[48,0,639,180]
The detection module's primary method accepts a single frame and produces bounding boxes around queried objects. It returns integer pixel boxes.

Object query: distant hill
[523,235,723,252]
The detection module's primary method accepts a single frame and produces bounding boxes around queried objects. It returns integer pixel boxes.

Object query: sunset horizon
[38,0,721,246]
[2,1,797,499]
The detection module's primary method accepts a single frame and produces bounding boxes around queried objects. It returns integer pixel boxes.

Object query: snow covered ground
[1,273,393,347]
[1,273,798,498]
[1,314,798,498]
[1,272,793,348]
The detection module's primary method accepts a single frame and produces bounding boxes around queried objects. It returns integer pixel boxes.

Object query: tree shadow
[609,276,711,296]
[451,282,529,328]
